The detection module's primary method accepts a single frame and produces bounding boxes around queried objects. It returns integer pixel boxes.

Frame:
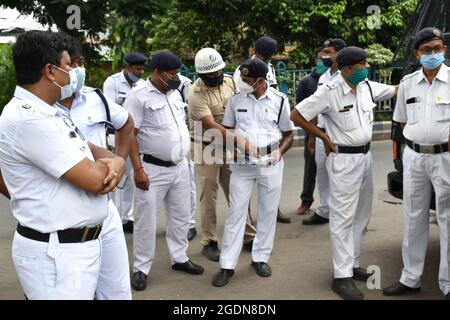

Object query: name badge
[237,109,247,112]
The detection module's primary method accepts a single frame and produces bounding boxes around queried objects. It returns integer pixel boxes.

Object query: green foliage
[0,45,16,112]
[366,43,394,80]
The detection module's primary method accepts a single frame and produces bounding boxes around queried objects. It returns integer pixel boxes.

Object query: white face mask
[238,78,260,95]
[74,67,86,92]
[52,65,78,99]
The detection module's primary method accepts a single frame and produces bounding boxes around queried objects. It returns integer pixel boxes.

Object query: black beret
[124,52,148,65]
[336,46,368,68]
[255,36,278,57]
[323,38,347,52]
[413,27,445,49]
[239,58,269,79]
[150,50,182,71]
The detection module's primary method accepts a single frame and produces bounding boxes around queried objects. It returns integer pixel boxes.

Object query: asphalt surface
[0,140,445,300]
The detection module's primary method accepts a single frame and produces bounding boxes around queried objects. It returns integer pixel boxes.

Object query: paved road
[0,140,444,300]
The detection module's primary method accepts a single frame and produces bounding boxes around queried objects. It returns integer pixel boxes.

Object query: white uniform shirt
[296,74,395,146]
[0,86,108,233]
[54,87,129,147]
[316,69,341,128]
[222,82,294,148]
[125,79,190,162]
[233,55,278,88]
[393,64,450,145]
[103,71,145,105]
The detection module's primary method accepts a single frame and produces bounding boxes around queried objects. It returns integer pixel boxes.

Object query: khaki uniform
[188,75,256,246]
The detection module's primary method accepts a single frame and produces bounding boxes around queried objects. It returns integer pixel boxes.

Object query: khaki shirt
[188,75,236,141]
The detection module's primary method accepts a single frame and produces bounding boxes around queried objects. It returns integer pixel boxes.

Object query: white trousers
[220,160,284,270]
[326,152,373,278]
[133,161,190,275]
[315,138,330,219]
[188,159,197,228]
[95,200,131,300]
[400,146,450,295]
[12,231,102,299]
[113,157,135,223]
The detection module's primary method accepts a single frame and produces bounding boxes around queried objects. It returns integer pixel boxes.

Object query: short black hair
[13,30,68,85]
[57,32,83,61]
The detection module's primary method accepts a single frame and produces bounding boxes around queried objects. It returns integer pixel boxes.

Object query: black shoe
[242,239,253,252]
[131,271,147,291]
[332,278,363,300]
[187,227,197,241]
[277,209,291,224]
[202,241,220,262]
[122,221,133,233]
[382,281,420,296]
[172,260,204,275]
[302,213,329,225]
[212,269,234,287]
[251,261,272,277]
[352,267,374,282]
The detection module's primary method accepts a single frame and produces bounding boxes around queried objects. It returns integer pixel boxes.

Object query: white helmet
[195,48,226,74]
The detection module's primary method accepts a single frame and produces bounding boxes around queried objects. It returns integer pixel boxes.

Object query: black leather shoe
[122,220,133,233]
[332,278,363,300]
[131,271,147,291]
[302,213,329,225]
[251,261,272,277]
[212,269,234,287]
[242,239,253,252]
[172,260,204,275]
[277,209,291,224]
[382,281,420,296]
[202,241,220,261]
[187,227,197,241]
[352,267,374,282]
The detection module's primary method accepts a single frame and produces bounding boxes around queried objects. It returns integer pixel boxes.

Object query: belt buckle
[419,144,434,154]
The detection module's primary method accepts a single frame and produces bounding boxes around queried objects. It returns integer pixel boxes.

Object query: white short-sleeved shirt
[103,71,145,106]
[124,79,190,162]
[316,69,341,128]
[0,86,108,233]
[295,74,395,146]
[233,56,278,88]
[54,87,129,148]
[393,64,450,145]
[222,82,294,148]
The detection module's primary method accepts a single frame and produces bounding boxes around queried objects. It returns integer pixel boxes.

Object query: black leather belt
[257,143,279,156]
[17,224,102,243]
[337,143,371,154]
[142,154,176,167]
[405,138,448,154]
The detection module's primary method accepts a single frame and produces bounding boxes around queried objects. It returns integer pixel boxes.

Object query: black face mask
[322,57,333,67]
[200,73,224,87]
[161,72,181,90]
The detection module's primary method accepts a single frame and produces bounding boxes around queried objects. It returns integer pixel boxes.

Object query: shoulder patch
[400,70,420,83]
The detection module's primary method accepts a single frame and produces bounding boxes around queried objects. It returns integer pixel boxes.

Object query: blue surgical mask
[74,67,86,92]
[52,65,78,99]
[344,67,369,86]
[127,71,141,83]
[420,52,445,70]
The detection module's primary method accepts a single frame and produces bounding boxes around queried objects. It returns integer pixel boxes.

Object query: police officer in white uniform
[383,27,450,300]
[103,52,148,233]
[292,47,397,300]
[0,31,125,299]
[303,38,346,225]
[233,36,291,224]
[126,51,204,291]
[212,59,294,287]
[177,73,198,241]
[54,33,133,300]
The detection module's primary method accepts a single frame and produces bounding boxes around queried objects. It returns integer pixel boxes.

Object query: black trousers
[300,132,317,202]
